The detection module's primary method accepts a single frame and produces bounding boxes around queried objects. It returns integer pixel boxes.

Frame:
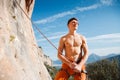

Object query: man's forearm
[58,53,71,66]
[78,52,88,67]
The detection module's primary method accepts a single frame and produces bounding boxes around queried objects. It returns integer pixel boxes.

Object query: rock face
[38,47,52,66]
[0,0,52,80]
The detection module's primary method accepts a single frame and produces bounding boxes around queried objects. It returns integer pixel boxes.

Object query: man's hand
[69,62,82,73]
[69,62,77,69]
[73,65,82,73]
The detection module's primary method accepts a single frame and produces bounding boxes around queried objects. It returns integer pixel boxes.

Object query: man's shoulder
[60,36,66,40]
[78,34,86,40]
[60,34,68,41]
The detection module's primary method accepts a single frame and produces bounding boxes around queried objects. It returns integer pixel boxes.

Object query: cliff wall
[0,0,52,80]
[38,47,52,66]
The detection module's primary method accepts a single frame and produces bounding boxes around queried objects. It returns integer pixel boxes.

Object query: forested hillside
[46,55,120,80]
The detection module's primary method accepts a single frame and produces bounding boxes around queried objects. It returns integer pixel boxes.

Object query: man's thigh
[74,73,86,80]
[54,70,69,80]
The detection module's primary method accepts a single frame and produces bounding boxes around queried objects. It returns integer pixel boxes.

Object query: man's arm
[57,37,76,68]
[74,36,88,72]
[78,36,89,67]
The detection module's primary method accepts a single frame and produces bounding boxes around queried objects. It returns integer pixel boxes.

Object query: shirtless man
[54,17,89,80]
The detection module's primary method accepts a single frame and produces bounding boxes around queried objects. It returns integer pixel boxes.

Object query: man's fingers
[73,69,80,73]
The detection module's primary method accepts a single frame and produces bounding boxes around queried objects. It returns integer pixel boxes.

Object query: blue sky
[32,0,120,60]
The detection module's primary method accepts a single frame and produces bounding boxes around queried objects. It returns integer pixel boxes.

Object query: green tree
[86,58,120,80]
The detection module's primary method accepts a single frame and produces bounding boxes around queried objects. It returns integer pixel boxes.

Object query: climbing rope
[14,0,58,50]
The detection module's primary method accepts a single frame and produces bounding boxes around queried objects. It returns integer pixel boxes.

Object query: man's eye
[72,22,79,25]
[72,22,75,24]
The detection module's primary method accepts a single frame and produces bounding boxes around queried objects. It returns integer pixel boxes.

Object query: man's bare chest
[65,37,82,47]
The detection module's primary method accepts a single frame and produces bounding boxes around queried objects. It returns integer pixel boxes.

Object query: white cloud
[89,47,120,56]
[34,11,75,24]
[34,3,102,24]
[76,4,101,12]
[38,36,60,42]
[33,0,114,25]
[87,33,120,41]
[88,33,120,56]
[100,0,113,6]
[37,32,66,42]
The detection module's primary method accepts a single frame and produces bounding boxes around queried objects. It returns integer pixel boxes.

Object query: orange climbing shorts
[54,63,86,80]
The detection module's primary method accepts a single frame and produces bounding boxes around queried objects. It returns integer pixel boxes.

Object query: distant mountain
[87,53,118,63]
[89,54,120,66]
[87,53,101,63]
[101,53,117,59]
[107,54,120,64]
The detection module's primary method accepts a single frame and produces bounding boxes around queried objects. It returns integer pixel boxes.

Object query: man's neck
[68,30,77,36]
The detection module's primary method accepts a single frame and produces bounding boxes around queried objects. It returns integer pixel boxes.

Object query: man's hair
[67,17,78,25]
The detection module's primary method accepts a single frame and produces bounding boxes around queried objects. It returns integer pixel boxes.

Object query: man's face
[68,20,79,30]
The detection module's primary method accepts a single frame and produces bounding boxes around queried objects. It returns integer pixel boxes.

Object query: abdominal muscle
[65,46,81,62]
